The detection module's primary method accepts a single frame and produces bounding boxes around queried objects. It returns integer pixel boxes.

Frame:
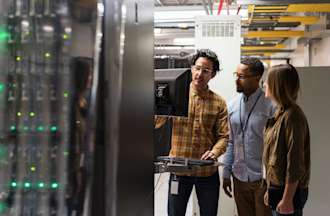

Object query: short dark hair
[191,49,220,74]
[267,64,300,108]
[240,57,264,77]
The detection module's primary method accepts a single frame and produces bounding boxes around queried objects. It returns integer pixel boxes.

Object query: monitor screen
[154,118,172,158]
[154,68,191,116]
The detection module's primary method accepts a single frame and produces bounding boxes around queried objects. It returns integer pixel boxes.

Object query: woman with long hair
[263,64,310,216]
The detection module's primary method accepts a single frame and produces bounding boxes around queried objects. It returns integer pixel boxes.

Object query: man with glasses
[156,49,229,216]
[222,58,275,216]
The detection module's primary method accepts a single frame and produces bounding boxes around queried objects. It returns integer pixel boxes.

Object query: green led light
[16,56,21,61]
[0,145,7,160]
[10,181,17,188]
[17,112,22,117]
[29,112,35,117]
[23,126,29,131]
[10,126,16,131]
[37,126,44,132]
[63,91,69,98]
[63,34,69,40]
[0,83,5,93]
[38,182,45,188]
[45,52,51,58]
[0,201,8,214]
[51,182,59,189]
[0,27,10,42]
[24,182,31,188]
[50,126,57,132]
[63,151,69,156]
[30,166,36,172]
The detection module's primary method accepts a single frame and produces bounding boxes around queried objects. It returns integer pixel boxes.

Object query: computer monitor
[154,68,191,117]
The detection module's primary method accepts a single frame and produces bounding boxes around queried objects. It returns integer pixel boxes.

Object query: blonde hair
[267,64,300,108]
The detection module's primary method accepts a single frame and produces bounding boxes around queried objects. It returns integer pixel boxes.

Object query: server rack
[0,0,154,215]
[0,0,74,215]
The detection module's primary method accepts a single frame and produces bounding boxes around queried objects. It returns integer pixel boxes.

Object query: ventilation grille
[201,22,235,37]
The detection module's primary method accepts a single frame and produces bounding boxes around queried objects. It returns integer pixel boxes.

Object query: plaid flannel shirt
[156,84,229,177]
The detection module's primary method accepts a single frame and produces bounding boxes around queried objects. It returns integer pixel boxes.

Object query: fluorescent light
[177,23,189,28]
[155,10,206,23]
[155,46,194,50]
[155,9,248,23]
[154,28,162,35]
[173,37,195,45]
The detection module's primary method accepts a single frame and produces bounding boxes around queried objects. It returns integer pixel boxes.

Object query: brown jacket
[263,104,310,188]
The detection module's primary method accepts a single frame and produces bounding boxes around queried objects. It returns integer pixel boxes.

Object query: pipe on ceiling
[207,0,213,15]
[201,0,210,15]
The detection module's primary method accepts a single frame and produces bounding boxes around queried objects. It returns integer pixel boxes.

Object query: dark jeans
[269,185,307,216]
[272,209,303,216]
[268,186,307,216]
[168,171,220,216]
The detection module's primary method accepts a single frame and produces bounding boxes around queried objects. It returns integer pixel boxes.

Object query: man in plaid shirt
[156,49,229,216]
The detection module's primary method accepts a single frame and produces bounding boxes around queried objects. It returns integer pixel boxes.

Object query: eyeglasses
[233,72,258,80]
[191,65,213,74]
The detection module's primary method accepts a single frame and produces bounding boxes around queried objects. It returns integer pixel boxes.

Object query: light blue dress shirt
[223,88,276,182]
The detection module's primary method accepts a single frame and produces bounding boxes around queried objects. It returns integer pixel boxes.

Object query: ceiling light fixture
[155,8,248,23]
[173,37,195,45]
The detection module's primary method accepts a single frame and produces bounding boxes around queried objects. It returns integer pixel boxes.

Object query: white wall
[310,37,330,66]
[289,43,305,67]
[296,67,330,216]
[287,36,330,67]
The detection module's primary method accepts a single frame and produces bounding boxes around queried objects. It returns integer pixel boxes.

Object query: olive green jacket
[263,104,310,188]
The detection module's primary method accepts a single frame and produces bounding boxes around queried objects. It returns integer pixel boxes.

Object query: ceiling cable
[201,0,210,15]
[237,5,241,15]
[207,0,213,15]
[217,0,224,15]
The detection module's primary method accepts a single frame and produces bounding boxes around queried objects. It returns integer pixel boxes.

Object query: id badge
[234,133,244,162]
[262,165,266,179]
[170,179,179,195]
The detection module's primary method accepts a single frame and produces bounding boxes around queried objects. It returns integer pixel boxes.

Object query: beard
[236,85,243,93]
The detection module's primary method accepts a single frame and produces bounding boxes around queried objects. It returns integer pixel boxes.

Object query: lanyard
[239,91,262,141]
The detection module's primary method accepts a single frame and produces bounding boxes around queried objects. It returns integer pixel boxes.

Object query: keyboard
[156,156,215,166]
